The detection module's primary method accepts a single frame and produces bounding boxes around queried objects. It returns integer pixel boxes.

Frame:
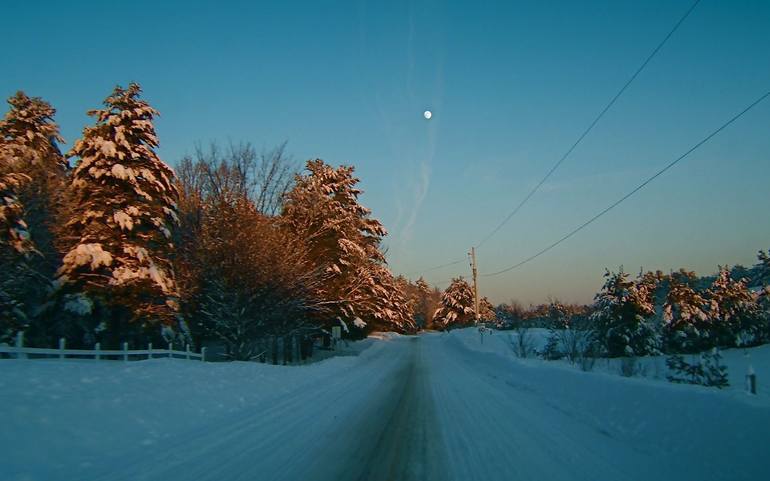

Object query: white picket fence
[0,332,206,362]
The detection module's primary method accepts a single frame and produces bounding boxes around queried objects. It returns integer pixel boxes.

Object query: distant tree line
[493,257,770,358]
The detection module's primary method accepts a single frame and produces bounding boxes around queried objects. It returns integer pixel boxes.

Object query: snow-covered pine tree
[479,297,496,323]
[413,277,443,329]
[706,266,764,347]
[352,265,415,334]
[756,249,770,287]
[0,171,36,342]
[395,276,442,329]
[282,159,411,333]
[432,277,475,330]
[57,83,180,346]
[591,268,660,357]
[0,92,67,334]
[662,269,710,353]
[411,277,430,328]
[541,301,569,360]
[547,300,570,329]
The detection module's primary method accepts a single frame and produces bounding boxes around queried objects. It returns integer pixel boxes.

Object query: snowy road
[5,331,769,481]
[88,336,448,481]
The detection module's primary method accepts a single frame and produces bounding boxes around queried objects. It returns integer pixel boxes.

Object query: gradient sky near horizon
[2,0,769,305]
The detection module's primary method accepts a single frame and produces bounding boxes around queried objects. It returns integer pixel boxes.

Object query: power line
[481,89,770,278]
[403,258,466,277]
[475,0,702,249]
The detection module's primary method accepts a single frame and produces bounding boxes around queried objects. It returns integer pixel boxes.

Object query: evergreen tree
[547,300,570,329]
[282,159,411,333]
[57,83,180,346]
[353,265,415,334]
[663,269,709,353]
[478,297,496,323]
[541,301,569,360]
[411,277,431,328]
[591,268,660,357]
[0,92,67,335]
[432,277,475,329]
[0,171,36,342]
[755,251,770,336]
[756,249,770,287]
[706,266,764,347]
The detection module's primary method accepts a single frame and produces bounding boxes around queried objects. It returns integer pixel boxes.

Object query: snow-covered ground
[483,327,770,398]
[1,329,768,481]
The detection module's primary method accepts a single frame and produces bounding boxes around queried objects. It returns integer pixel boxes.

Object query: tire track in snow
[349,337,448,481]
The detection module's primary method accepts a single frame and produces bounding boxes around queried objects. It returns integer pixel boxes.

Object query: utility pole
[469,247,480,325]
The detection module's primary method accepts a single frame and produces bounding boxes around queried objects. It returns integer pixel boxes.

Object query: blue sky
[2,0,769,305]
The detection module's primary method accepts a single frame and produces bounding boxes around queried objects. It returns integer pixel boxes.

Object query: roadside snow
[436,328,770,480]
[462,327,770,399]
[0,341,381,481]
[2,330,769,481]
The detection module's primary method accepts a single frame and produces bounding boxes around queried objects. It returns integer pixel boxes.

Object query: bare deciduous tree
[180,141,296,216]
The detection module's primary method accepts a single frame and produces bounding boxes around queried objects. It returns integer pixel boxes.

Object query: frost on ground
[1,329,769,481]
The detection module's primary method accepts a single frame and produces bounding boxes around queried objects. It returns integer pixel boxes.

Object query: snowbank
[0,339,382,481]
[453,327,770,400]
[437,328,770,480]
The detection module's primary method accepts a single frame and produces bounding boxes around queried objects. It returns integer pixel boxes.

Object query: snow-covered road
[3,331,769,481]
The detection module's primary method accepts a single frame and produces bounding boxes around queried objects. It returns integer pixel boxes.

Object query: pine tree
[432,277,475,329]
[282,159,411,332]
[478,297,496,323]
[57,83,180,346]
[706,266,764,347]
[756,249,770,287]
[0,171,36,342]
[395,276,442,329]
[352,265,415,334]
[591,268,660,357]
[0,92,67,335]
[663,269,709,353]
[541,301,569,360]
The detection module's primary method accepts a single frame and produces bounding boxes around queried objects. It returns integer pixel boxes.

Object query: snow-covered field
[1,328,768,481]
[471,327,770,398]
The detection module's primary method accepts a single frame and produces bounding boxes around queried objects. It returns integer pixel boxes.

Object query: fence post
[123,342,129,362]
[59,338,66,359]
[95,342,101,361]
[15,331,26,359]
[201,347,207,362]
[747,365,757,395]
[168,342,173,359]
[148,342,153,360]
[185,343,191,360]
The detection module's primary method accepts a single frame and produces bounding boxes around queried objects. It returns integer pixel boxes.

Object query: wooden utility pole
[469,247,480,324]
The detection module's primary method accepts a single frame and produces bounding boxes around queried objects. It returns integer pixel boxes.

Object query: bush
[540,332,563,360]
[508,324,535,358]
[666,348,729,388]
[619,357,647,377]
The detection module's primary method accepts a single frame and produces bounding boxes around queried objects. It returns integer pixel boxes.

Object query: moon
[423,110,432,120]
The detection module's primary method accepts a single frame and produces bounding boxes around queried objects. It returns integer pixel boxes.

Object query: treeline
[494,258,770,357]
[0,83,432,359]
